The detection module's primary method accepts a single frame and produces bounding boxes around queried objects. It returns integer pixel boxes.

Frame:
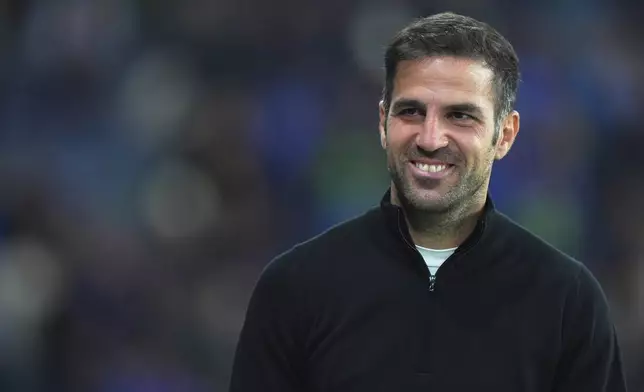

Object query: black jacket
[230,191,626,392]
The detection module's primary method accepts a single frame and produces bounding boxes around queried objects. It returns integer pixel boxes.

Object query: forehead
[391,56,495,108]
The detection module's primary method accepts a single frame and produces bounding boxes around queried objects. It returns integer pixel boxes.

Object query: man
[229,12,627,392]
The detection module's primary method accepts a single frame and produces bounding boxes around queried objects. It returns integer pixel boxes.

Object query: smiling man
[230,12,626,392]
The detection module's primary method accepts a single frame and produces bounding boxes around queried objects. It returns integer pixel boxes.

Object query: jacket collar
[379,188,496,255]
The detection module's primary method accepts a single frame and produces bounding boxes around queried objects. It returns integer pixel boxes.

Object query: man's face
[379,56,518,213]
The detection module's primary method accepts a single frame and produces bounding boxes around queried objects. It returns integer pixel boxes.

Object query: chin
[390,167,460,212]
[401,188,454,213]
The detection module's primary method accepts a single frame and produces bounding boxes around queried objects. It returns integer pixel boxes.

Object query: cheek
[453,139,493,169]
[475,145,498,170]
[383,129,406,152]
[385,122,418,148]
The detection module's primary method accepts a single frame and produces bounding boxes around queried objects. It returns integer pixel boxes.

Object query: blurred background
[0,0,642,390]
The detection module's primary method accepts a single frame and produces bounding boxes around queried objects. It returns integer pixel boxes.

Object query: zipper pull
[429,274,436,292]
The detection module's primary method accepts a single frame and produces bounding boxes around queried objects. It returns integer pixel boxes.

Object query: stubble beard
[387,151,492,232]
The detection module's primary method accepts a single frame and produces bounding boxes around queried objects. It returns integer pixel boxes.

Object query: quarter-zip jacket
[230,190,626,392]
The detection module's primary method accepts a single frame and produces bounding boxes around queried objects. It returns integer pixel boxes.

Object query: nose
[416,112,449,152]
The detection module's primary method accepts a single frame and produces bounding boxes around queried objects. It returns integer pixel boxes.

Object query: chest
[304,267,564,392]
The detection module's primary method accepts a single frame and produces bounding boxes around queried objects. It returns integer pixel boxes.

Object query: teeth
[415,163,448,173]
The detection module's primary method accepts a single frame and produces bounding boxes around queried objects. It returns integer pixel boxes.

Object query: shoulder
[491,211,585,280]
[259,206,381,285]
[491,210,611,313]
[491,212,611,315]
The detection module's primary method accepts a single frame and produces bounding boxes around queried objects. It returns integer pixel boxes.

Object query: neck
[391,189,486,249]
[407,207,481,249]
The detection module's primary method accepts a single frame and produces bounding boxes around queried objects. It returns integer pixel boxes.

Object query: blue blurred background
[0,0,642,390]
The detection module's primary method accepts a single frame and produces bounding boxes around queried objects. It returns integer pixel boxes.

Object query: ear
[379,101,387,149]
[495,110,520,160]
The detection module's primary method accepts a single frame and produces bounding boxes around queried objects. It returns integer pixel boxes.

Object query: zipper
[392,201,489,293]
[396,210,470,292]
[428,260,452,292]
[396,211,437,292]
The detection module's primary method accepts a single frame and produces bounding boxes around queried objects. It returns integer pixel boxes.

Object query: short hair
[382,12,520,125]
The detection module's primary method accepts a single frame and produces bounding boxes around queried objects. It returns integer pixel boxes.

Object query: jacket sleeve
[552,264,627,392]
[229,256,309,392]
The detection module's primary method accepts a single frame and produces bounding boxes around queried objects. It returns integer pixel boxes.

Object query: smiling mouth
[413,162,453,173]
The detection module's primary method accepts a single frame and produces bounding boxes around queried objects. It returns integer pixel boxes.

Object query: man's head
[379,12,520,215]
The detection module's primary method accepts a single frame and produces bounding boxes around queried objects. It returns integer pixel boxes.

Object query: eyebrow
[445,103,486,119]
[390,99,425,113]
[390,99,486,120]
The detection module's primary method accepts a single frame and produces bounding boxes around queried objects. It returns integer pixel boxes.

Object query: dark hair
[382,12,520,126]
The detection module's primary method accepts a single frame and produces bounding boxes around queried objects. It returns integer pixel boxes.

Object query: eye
[447,112,477,125]
[448,112,474,121]
[397,108,423,117]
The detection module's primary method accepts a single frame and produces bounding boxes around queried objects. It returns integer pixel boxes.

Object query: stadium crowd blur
[0,0,642,390]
